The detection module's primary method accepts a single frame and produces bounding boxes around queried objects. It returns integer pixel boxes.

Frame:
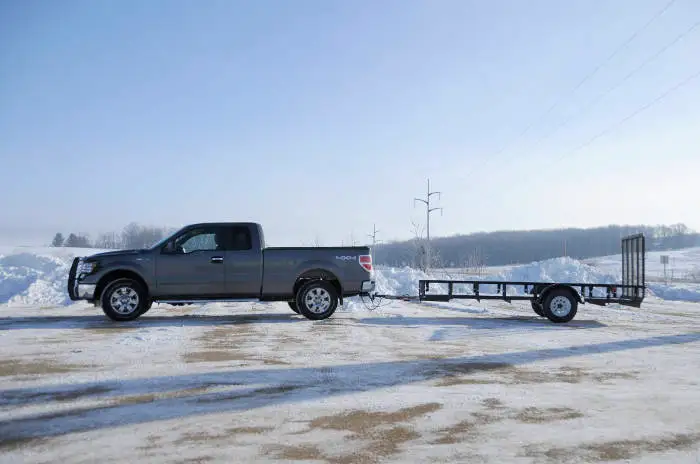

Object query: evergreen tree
[51,232,64,247]
[64,233,79,247]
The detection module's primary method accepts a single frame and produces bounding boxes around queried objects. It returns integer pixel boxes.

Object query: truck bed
[260,246,372,299]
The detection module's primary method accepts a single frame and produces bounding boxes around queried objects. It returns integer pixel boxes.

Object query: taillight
[359,255,373,272]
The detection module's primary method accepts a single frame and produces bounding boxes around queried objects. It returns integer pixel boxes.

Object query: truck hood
[87,249,146,259]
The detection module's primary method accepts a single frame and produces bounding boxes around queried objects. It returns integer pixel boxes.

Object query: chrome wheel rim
[110,287,140,314]
[550,295,572,317]
[304,287,331,314]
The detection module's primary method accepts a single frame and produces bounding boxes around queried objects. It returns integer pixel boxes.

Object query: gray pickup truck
[67,222,375,321]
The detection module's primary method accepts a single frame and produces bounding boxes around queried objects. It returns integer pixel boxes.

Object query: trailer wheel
[531,300,545,317]
[295,280,339,321]
[542,288,578,323]
[288,301,300,314]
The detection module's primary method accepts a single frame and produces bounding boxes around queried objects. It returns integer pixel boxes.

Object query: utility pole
[367,224,380,248]
[414,178,442,273]
[367,224,381,264]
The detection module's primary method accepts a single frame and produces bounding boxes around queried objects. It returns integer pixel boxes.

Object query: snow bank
[492,256,620,284]
[0,247,105,307]
[374,266,432,296]
[0,253,73,306]
[647,283,700,303]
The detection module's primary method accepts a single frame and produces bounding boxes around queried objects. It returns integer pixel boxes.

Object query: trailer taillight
[359,255,373,272]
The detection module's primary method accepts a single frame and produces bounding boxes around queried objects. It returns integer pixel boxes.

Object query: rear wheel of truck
[100,278,148,321]
[137,300,153,316]
[542,288,578,323]
[295,280,339,321]
[288,301,300,314]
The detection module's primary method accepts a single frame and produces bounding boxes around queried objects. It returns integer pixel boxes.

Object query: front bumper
[76,284,96,299]
[68,257,97,301]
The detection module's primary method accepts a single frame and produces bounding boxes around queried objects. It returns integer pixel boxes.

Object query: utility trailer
[374,234,646,323]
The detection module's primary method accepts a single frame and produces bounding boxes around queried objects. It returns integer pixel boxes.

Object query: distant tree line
[373,223,700,269]
[51,223,176,250]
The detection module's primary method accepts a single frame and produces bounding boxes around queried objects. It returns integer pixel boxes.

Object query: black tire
[288,301,300,314]
[295,280,339,321]
[138,300,153,316]
[531,300,545,317]
[100,278,148,321]
[541,288,578,323]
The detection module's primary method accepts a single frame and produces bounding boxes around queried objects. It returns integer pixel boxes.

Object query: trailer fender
[539,284,583,304]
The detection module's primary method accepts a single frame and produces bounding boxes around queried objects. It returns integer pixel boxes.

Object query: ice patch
[117,327,185,346]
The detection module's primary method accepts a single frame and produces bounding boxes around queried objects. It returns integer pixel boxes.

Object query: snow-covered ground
[1,245,700,462]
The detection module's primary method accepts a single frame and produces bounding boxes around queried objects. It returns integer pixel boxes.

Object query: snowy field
[2,246,700,463]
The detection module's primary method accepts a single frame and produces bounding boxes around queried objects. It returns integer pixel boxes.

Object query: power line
[515,16,700,157]
[457,0,680,184]
[549,67,700,166]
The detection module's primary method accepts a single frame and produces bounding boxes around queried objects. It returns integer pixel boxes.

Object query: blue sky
[1,0,699,246]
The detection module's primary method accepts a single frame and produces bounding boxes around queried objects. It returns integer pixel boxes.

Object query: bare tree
[120,222,170,249]
[94,232,120,249]
[465,246,486,277]
[409,219,427,271]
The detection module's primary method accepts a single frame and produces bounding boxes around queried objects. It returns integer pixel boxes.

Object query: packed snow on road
[1,246,700,463]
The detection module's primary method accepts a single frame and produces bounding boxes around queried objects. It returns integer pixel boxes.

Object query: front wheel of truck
[288,301,300,314]
[100,278,148,321]
[295,280,339,321]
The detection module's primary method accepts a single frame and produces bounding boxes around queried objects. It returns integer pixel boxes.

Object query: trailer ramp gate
[414,234,646,308]
[621,233,645,305]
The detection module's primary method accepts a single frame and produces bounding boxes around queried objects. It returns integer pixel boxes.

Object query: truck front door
[155,226,227,297]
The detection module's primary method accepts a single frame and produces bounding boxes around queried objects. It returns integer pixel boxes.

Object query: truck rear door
[222,225,263,297]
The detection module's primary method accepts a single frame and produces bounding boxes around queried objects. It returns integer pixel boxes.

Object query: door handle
[210,256,224,263]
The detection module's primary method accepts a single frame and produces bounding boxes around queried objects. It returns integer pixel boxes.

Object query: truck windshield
[148,227,183,250]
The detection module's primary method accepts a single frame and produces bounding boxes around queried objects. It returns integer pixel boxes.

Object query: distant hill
[373,223,700,269]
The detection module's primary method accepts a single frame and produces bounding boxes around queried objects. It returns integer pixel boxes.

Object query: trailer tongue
[371,234,646,324]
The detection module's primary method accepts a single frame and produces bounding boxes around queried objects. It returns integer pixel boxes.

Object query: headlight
[77,261,97,274]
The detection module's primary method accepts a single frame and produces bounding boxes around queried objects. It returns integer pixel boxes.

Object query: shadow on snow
[0,313,301,331]
[357,315,607,330]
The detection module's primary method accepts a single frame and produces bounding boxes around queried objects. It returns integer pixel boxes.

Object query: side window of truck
[229,226,252,251]
[174,227,226,253]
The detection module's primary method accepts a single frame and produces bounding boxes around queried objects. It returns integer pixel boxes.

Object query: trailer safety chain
[359,294,388,310]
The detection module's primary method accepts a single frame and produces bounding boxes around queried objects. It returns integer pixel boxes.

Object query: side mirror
[162,241,177,254]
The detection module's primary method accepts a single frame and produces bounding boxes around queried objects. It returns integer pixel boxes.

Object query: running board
[157,299,261,305]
